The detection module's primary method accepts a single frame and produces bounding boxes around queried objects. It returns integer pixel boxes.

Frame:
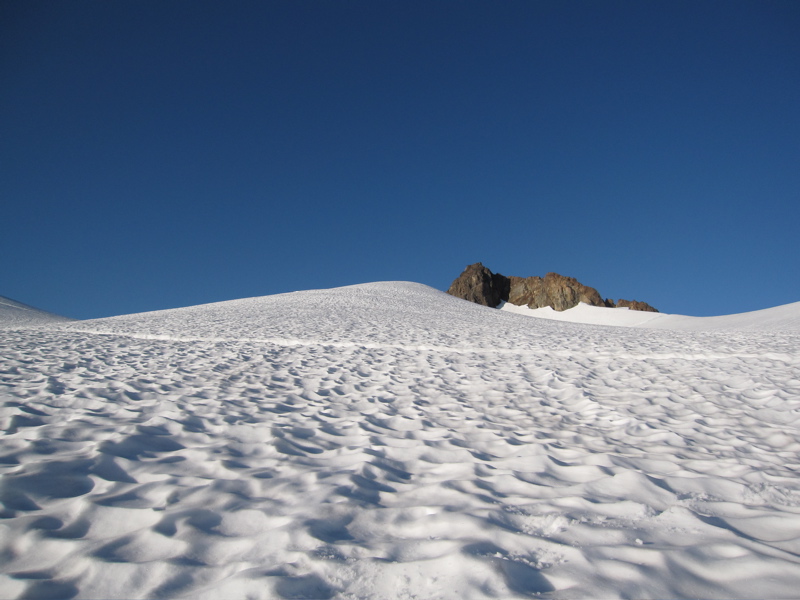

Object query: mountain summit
[447,262,658,312]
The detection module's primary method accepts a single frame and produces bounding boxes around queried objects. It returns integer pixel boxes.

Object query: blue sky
[2,1,798,319]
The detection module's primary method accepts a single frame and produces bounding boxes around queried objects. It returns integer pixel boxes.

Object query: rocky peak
[507,272,607,312]
[445,262,508,307]
[447,263,658,312]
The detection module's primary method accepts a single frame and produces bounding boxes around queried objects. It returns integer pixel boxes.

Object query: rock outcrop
[445,262,508,307]
[447,263,658,312]
[615,299,659,313]
[507,273,607,311]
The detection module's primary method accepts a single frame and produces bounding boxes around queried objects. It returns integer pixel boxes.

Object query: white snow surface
[0,296,72,328]
[499,298,800,332]
[1,282,799,599]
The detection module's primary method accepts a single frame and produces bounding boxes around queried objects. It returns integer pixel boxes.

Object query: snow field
[1,282,799,598]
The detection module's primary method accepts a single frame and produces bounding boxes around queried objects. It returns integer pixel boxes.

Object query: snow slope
[0,295,72,328]
[1,283,799,599]
[499,298,800,331]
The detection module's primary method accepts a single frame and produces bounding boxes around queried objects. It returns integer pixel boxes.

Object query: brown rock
[615,299,659,313]
[447,263,659,313]
[508,272,606,311]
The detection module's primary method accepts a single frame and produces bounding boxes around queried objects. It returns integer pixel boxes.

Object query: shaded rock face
[446,263,508,307]
[447,263,658,312]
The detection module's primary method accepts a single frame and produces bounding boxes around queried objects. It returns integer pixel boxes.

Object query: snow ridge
[0,295,72,328]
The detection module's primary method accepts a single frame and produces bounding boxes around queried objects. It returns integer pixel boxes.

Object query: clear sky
[2,1,798,320]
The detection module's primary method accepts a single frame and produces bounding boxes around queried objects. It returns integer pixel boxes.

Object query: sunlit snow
[1,283,799,599]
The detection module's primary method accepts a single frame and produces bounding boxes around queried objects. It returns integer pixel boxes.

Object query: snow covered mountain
[1,283,799,599]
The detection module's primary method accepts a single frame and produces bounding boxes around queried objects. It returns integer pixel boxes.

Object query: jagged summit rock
[447,263,658,312]
[508,272,607,311]
[445,262,509,307]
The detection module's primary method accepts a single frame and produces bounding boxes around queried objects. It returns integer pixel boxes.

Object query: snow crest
[0,295,72,328]
[1,282,799,599]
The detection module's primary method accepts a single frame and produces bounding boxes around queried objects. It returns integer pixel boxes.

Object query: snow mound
[64,282,571,350]
[2,282,800,599]
[645,300,800,331]
[0,295,72,328]
[500,300,665,327]
[500,298,800,332]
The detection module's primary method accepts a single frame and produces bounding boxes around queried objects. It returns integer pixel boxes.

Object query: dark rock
[446,263,508,307]
[615,299,659,313]
[447,264,658,312]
